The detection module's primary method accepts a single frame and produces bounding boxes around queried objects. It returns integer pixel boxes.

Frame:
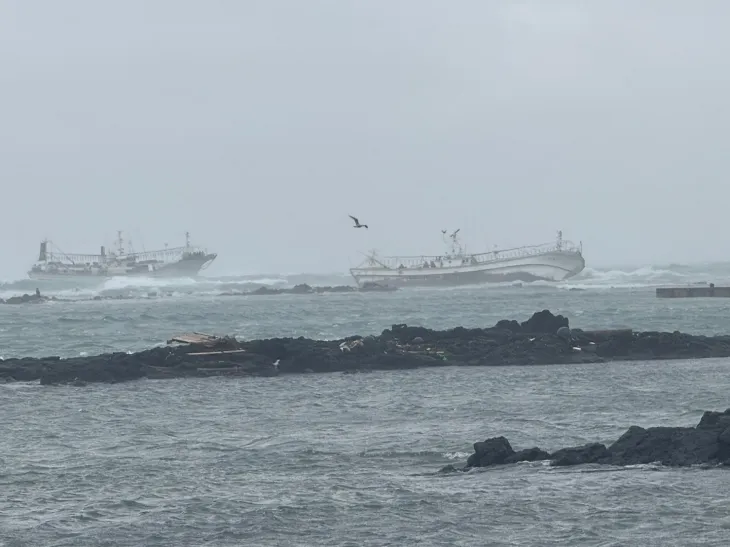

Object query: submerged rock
[458,409,730,470]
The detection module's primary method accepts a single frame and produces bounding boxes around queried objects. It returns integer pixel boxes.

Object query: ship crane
[442,228,464,258]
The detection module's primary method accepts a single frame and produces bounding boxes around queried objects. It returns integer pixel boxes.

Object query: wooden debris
[167,332,221,347]
[186,349,247,357]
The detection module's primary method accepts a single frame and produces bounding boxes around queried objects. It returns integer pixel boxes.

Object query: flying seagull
[349,215,368,229]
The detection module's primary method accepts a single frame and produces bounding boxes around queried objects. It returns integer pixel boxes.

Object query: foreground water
[2,268,730,545]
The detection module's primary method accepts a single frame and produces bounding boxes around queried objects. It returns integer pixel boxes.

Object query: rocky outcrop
[3,310,730,385]
[492,310,569,335]
[454,409,730,470]
[0,283,397,305]
[220,283,397,296]
[0,290,56,305]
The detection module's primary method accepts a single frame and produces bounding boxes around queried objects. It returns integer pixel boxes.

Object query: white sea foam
[557,265,717,290]
[1,263,728,300]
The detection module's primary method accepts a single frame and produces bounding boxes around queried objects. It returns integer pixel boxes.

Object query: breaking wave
[1,263,727,301]
[0,272,351,301]
[558,265,725,290]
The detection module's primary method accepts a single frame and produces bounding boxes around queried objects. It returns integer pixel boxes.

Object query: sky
[1,0,729,279]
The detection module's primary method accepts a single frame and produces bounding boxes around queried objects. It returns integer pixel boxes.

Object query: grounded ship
[28,231,217,281]
[349,230,585,288]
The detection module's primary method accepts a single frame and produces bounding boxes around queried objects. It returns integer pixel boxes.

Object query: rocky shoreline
[2,310,730,386]
[0,283,395,305]
[442,408,730,470]
[219,282,396,296]
[0,290,56,305]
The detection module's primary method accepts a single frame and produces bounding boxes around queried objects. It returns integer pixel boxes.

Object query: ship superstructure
[28,231,217,280]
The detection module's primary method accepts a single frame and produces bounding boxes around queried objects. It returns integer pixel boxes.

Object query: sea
[3,263,730,546]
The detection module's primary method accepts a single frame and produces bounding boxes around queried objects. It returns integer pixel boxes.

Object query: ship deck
[351,244,582,273]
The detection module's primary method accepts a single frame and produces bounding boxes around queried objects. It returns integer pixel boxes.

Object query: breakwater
[656,283,730,298]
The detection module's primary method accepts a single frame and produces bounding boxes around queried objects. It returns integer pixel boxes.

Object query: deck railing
[353,241,581,271]
[40,245,209,265]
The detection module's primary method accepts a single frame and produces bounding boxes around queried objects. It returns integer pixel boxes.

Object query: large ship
[28,231,217,281]
[349,230,585,287]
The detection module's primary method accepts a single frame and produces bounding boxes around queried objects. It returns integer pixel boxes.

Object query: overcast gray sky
[1,0,728,278]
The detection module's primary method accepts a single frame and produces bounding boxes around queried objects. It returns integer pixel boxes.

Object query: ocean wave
[0,263,726,301]
[556,265,722,290]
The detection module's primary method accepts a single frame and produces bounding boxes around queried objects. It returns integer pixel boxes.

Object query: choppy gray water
[3,267,730,545]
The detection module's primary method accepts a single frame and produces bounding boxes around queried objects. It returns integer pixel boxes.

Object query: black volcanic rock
[460,409,730,470]
[520,309,569,334]
[550,443,608,466]
[506,447,551,464]
[493,319,522,333]
[3,310,730,386]
[602,425,720,467]
[466,436,515,467]
[464,438,553,467]
[0,292,56,305]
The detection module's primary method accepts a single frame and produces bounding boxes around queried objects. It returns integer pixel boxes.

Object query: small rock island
[442,408,730,470]
[2,310,730,386]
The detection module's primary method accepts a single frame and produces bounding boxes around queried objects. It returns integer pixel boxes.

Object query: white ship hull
[27,232,216,283]
[350,230,585,288]
[27,256,213,281]
[351,250,585,287]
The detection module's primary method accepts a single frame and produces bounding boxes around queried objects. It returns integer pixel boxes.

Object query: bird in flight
[349,215,368,229]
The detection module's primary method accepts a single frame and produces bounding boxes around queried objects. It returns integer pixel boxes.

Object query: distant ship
[349,230,585,287]
[28,231,217,280]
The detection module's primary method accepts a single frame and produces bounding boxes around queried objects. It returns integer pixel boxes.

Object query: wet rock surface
[3,310,730,385]
[456,409,730,470]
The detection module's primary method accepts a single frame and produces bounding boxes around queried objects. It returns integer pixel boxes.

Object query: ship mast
[185,231,191,249]
[556,230,563,251]
[364,248,389,268]
[116,230,125,256]
[443,229,463,257]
